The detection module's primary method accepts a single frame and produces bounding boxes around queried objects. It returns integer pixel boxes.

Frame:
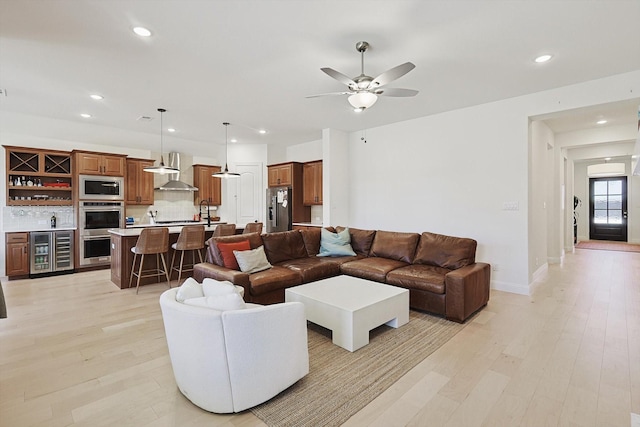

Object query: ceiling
[1,0,639,155]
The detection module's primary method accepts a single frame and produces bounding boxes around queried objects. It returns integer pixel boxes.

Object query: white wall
[345,70,640,295]
[529,120,552,279]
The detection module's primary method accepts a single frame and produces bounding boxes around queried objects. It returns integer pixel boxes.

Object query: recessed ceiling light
[90,94,104,100]
[596,119,607,125]
[167,128,176,133]
[133,26,152,37]
[534,54,553,63]
[230,138,238,143]
[258,129,267,134]
[604,157,612,161]
[80,113,92,118]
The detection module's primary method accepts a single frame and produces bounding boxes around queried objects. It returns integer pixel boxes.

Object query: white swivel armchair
[159,288,309,413]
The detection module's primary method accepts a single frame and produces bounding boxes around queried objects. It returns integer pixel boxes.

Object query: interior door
[233,163,263,226]
[589,177,628,241]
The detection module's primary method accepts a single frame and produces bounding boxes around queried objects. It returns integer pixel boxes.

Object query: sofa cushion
[340,257,408,283]
[183,293,246,311]
[261,230,308,264]
[299,228,321,256]
[413,232,477,269]
[278,257,341,283]
[317,228,356,257]
[386,264,450,294]
[234,246,273,274]
[248,266,302,296]
[336,226,376,256]
[206,232,264,266]
[216,240,251,270]
[368,230,420,263]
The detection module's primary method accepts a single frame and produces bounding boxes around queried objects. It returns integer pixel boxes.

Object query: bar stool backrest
[213,223,236,237]
[243,222,263,234]
[175,225,205,251]
[134,227,169,254]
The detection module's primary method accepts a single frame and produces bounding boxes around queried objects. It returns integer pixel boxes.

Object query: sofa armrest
[193,262,250,297]
[444,262,491,323]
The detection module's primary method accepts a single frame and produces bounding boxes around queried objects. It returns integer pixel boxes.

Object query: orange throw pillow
[216,240,251,270]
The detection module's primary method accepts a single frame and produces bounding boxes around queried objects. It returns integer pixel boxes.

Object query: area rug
[250,310,465,427]
[575,240,640,253]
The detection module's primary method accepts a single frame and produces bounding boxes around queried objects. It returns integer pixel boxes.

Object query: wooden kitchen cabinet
[193,164,222,206]
[74,151,126,176]
[125,158,155,205]
[303,160,323,205]
[268,163,293,187]
[4,146,73,206]
[6,232,29,278]
[267,162,310,223]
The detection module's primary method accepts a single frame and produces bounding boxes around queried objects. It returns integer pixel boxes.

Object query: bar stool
[243,222,263,234]
[129,227,171,294]
[213,223,236,237]
[170,225,205,285]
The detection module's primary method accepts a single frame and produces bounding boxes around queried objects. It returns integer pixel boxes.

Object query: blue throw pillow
[317,227,357,257]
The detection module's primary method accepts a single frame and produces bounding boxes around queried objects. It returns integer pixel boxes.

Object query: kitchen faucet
[199,199,211,227]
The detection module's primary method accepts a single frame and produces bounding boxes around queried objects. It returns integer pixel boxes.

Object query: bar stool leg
[129,253,138,289]
[135,254,145,294]
[177,250,186,285]
[160,253,171,288]
[170,250,177,286]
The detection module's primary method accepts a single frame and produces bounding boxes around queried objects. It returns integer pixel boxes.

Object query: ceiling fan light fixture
[348,92,378,110]
[144,108,180,174]
[212,122,240,179]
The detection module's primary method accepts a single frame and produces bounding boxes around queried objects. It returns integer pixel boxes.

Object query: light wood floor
[1,247,638,427]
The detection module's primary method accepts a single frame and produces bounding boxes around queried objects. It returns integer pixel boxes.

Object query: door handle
[623,211,628,219]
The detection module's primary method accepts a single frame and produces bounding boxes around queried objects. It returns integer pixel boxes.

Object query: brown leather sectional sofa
[193,227,491,323]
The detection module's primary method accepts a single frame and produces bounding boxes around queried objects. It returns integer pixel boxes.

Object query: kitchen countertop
[109,223,224,236]
[125,221,226,229]
[292,223,324,227]
[4,227,77,233]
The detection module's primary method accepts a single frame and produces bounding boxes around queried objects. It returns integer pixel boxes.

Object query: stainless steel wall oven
[78,201,124,266]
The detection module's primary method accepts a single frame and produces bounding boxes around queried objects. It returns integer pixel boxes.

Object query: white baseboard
[491,280,530,295]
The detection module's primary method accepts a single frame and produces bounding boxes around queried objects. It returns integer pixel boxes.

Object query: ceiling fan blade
[321,67,356,86]
[370,62,415,88]
[375,88,419,97]
[306,91,352,98]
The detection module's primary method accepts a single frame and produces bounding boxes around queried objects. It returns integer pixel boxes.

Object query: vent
[137,115,153,122]
[155,152,198,191]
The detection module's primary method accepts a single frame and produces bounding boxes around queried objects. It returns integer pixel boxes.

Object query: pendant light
[212,122,240,178]
[144,108,179,174]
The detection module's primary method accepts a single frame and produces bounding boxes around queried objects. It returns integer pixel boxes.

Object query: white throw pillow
[176,277,204,302]
[202,278,237,297]
[233,245,272,274]
[182,296,209,308]
[183,294,246,311]
[206,293,246,311]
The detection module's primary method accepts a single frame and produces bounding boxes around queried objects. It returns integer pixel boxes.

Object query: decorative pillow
[233,245,272,274]
[206,292,246,311]
[202,278,238,297]
[175,277,204,302]
[317,227,356,257]
[216,240,251,270]
[183,293,246,311]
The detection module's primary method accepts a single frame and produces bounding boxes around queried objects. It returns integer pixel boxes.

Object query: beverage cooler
[30,231,74,276]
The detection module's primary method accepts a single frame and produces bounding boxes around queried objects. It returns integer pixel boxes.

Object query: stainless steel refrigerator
[266,187,292,232]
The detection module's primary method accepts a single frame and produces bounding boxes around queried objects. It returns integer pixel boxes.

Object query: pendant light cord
[223,122,230,171]
[158,108,166,165]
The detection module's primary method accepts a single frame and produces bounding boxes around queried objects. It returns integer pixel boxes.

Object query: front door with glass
[589,177,628,241]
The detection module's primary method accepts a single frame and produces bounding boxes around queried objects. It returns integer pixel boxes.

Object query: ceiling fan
[308,41,418,111]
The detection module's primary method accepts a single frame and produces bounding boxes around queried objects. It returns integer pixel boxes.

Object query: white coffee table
[285,275,409,352]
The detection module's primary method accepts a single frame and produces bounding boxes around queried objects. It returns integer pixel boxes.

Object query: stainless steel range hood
[154,152,199,191]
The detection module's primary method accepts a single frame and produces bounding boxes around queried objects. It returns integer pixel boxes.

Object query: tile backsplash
[2,206,75,231]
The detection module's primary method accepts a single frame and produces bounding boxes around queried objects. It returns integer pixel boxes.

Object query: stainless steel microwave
[79,175,124,200]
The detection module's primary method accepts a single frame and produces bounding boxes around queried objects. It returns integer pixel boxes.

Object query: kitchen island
[108,222,225,290]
